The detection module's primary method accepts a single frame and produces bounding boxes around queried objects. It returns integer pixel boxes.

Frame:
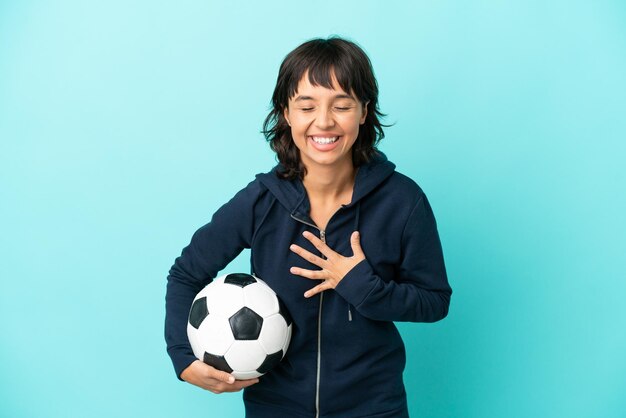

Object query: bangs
[288,61,356,99]
[281,40,365,103]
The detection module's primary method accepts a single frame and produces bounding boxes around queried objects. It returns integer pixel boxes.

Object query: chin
[304,153,351,169]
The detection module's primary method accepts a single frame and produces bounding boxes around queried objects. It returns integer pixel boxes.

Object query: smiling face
[284,72,368,173]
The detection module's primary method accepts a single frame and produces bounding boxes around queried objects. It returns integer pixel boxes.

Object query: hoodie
[165,152,452,418]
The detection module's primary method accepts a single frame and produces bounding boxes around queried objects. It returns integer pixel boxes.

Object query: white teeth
[311,136,338,144]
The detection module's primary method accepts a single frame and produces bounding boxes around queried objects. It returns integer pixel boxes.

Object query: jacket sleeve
[164,181,262,379]
[334,193,452,323]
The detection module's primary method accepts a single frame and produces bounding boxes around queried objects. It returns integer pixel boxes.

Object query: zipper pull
[320,230,326,243]
[348,306,353,321]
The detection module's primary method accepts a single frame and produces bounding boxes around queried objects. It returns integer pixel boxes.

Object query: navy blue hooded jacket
[165,152,452,418]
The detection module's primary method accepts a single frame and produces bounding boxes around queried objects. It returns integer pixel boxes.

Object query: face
[284,72,368,173]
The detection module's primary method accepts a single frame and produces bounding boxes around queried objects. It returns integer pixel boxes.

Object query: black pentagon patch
[278,297,293,327]
[257,350,283,374]
[229,307,263,340]
[203,352,233,373]
[188,297,208,329]
[224,273,257,287]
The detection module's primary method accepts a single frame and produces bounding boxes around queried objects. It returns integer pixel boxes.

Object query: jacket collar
[256,151,396,215]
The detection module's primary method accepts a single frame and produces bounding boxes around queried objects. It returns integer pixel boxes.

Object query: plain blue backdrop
[1,1,625,417]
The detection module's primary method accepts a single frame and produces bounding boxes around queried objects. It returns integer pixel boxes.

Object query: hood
[256,151,396,216]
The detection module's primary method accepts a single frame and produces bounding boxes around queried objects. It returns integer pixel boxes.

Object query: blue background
[1,1,625,417]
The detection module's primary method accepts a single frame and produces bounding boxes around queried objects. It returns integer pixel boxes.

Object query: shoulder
[235,165,283,200]
[217,174,272,215]
[387,171,424,194]
[360,152,425,205]
[239,176,269,197]
[380,170,426,206]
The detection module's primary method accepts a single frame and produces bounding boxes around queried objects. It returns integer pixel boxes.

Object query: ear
[283,106,291,126]
[360,101,369,125]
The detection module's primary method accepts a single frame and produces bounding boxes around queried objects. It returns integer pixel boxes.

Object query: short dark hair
[262,36,387,180]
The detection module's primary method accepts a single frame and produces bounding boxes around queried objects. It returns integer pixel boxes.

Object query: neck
[302,160,356,201]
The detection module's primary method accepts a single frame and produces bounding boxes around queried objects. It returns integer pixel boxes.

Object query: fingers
[288,242,326,280]
[304,282,332,298]
[290,230,367,298]
[289,244,326,267]
[298,230,363,259]
[289,266,326,280]
[209,377,260,394]
[350,231,365,260]
[302,231,334,258]
[184,361,259,394]
[234,378,260,390]
[206,367,259,391]
[209,367,236,385]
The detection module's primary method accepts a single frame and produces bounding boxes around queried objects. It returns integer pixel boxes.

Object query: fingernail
[228,377,235,384]
[304,292,310,298]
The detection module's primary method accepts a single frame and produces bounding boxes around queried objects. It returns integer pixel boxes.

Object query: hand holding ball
[187,273,293,380]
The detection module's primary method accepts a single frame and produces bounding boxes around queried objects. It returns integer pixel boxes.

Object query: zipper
[315,235,324,418]
[290,213,324,418]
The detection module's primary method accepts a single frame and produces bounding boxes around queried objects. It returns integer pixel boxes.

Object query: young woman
[165,37,452,418]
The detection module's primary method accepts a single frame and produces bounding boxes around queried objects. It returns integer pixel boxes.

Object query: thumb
[350,231,365,259]
[211,368,235,384]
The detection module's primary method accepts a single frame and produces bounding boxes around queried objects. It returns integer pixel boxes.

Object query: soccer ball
[187,273,293,380]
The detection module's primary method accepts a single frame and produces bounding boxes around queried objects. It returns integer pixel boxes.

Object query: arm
[337,193,451,322]
[165,181,262,380]
[290,193,451,323]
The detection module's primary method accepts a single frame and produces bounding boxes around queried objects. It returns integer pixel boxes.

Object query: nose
[314,107,335,129]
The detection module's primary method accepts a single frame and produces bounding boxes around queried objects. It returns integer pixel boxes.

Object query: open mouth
[310,136,339,144]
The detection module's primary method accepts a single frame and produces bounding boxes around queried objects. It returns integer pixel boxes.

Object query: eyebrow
[294,94,355,102]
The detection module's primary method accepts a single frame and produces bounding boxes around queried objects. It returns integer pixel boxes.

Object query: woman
[165,36,452,418]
